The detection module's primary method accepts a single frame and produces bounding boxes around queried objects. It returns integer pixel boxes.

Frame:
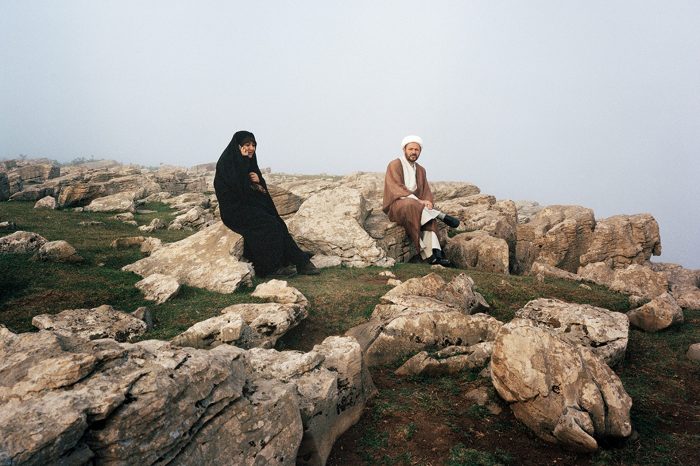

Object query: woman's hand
[249,172,260,183]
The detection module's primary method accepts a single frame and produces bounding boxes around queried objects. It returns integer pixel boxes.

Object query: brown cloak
[382,158,438,251]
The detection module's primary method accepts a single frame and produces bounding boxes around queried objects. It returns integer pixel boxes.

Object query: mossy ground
[1,200,698,465]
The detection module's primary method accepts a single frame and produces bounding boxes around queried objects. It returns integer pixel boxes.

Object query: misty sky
[2,1,699,268]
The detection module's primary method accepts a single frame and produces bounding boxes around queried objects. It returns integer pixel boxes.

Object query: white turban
[401,135,423,149]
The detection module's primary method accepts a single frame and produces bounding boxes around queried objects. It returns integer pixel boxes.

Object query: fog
[2,1,698,267]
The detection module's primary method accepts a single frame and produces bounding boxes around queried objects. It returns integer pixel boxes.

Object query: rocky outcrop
[347,273,499,367]
[515,205,596,274]
[626,292,684,332]
[268,184,303,217]
[31,305,148,342]
[515,298,629,366]
[84,191,140,213]
[491,319,632,452]
[578,262,668,301]
[32,240,83,263]
[439,195,518,245]
[444,230,510,274]
[0,328,303,465]
[123,221,252,293]
[57,183,104,208]
[579,214,661,269]
[514,200,543,224]
[287,186,391,267]
[0,230,47,254]
[650,262,700,310]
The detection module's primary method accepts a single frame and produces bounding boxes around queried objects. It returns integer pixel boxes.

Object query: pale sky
[2,1,699,268]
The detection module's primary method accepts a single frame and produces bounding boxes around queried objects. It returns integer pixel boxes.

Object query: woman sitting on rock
[214,130,319,278]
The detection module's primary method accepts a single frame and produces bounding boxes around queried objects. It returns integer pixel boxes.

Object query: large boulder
[515,298,629,366]
[580,214,662,269]
[347,273,499,367]
[246,336,376,466]
[57,183,104,208]
[32,240,84,263]
[167,206,215,231]
[33,195,57,209]
[650,262,700,310]
[515,205,596,274]
[578,262,668,301]
[491,319,632,452]
[626,292,684,332]
[287,186,390,267]
[0,230,48,254]
[268,184,303,217]
[31,305,148,342]
[438,194,518,246]
[123,221,253,293]
[0,328,303,465]
[444,230,510,274]
[84,191,140,213]
[135,273,181,304]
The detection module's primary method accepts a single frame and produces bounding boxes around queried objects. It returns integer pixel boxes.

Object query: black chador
[214,130,316,277]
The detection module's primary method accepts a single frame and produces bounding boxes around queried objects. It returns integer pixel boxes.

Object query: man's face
[239,142,256,158]
[403,142,422,163]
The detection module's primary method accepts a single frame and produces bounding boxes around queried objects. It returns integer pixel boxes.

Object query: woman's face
[239,141,256,158]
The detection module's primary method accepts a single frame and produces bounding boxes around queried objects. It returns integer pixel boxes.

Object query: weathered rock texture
[135,273,181,304]
[626,292,684,332]
[515,298,629,366]
[395,342,493,376]
[287,187,391,267]
[34,195,57,209]
[650,262,700,310]
[347,273,500,367]
[84,191,139,213]
[0,231,48,254]
[580,214,661,269]
[578,262,668,300]
[444,230,510,274]
[123,221,252,293]
[491,319,632,452]
[31,305,148,342]
[515,205,596,274]
[0,328,304,466]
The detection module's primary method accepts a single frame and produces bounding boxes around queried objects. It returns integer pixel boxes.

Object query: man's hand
[249,172,260,183]
[421,199,433,210]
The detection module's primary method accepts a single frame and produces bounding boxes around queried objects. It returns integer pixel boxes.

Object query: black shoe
[267,265,297,278]
[427,248,454,267]
[297,261,320,275]
[442,214,460,228]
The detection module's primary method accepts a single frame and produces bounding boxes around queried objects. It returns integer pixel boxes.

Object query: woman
[214,130,319,277]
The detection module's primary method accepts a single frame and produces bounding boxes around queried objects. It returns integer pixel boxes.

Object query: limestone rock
[219,303,309,349]
[627,292,684,332]
[444,230,510,274]
[0,329,302,465]
[138,217,166,233]
[34,195,57,209]
[123,221,252,293]
[0,231,48,254]
[114,212,135,222]
[110,236,147,249]
[430,181,481,202]
[268,184,303,216]
[311,254,343,268]
[287,187,388,267]
[531,261,583,282]
[438,194,518,246]
[141,237,163,255]
[246,336,376,466]
[516,298,629,366]
[387,278,402,286]
[578,262,668,300]
[580,214,661,269]
[395,342,493,376]
[135,273,181,304]
[0,171,9,201]
[32,240,83,263]
[251,279,308,306]
[84,191,138,213]
[515,205,596,274]
[171,313,256,349]
[31,305,148,342]
[514,200,543,224]
[687,343,700,361]
[57,182,103,208]
[162,192,211,211]
[491,319,632,452]
[168,206,215,231]
[649,262,700,310]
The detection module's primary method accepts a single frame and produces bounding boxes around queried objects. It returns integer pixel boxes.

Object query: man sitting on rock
[383,135,460,266]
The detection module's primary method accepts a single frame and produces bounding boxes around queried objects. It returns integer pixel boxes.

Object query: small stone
[387,278,402,286]
[686,343,700,361]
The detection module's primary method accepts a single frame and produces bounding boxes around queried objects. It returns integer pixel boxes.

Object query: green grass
[448,444,513,466]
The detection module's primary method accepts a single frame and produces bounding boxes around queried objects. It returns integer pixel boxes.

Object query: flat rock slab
[135,273,181,304]
[32,305,148,342]
[123,221,252,293]
[0,230,47,254]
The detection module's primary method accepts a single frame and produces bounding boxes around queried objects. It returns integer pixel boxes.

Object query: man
[383,135,460,266]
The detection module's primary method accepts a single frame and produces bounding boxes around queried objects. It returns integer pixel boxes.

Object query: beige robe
[382,158,438,252]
